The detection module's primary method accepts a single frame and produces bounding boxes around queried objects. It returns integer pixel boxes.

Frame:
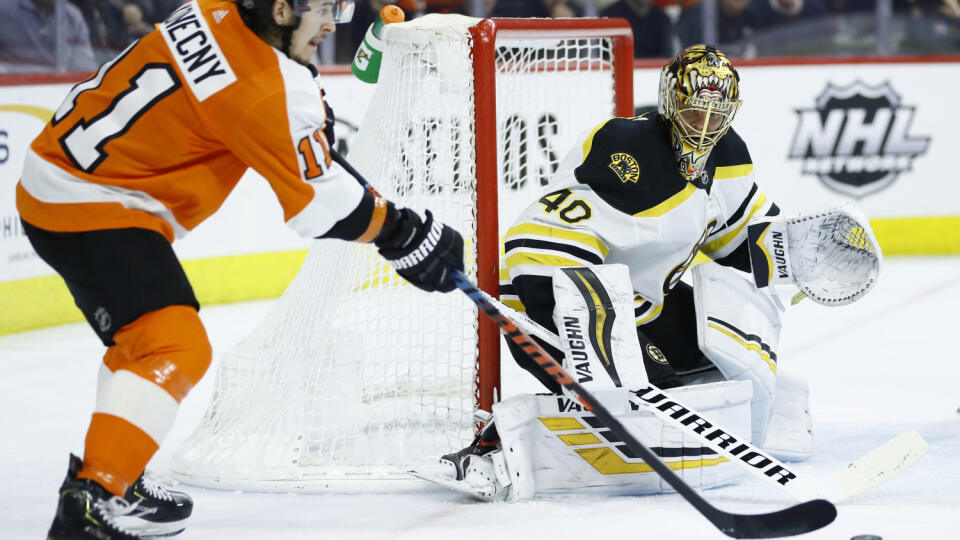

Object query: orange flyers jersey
[17,0,362,242]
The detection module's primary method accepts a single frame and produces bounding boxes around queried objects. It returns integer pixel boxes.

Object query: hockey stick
[450,269,836,539]
[331,148,380,195]
[475,286,928,504]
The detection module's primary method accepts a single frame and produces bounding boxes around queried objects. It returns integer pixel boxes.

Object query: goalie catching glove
[375,207,464,292]
[747,202,882,307]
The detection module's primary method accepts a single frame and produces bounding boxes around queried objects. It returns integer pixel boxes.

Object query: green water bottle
[351,5,405,84]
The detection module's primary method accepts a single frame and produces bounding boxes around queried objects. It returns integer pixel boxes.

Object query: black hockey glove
[321,89,336,146]
[375,208,464,293]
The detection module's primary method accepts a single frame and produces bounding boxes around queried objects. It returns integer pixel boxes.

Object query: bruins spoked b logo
[788,81,929,198]
[609,152,640,184]
[645,344,668,365]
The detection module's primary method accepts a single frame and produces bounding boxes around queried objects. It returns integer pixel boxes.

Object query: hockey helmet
[238,0,355,26]
[292,0,355,24]
[658,44,741,180]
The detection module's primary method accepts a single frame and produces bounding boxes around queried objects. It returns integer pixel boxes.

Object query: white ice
[2,257,958,539]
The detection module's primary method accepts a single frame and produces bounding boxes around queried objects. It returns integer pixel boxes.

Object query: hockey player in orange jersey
[18,1,464,538]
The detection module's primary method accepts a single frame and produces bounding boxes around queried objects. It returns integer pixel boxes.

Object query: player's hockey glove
[375,208,464,293]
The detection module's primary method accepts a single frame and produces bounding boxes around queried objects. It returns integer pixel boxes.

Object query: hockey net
[171,15,633,492]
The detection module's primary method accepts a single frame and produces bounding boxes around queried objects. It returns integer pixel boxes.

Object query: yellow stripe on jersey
[632,183,698,218]
[505,223,610,257]
[708,323,778,373]
[701,192,768,254]
[502,298,527,312]
[581,119,613,162]
[713,163,754,180]
[635,303,664,326]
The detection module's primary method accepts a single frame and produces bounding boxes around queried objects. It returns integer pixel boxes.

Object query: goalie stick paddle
[449,269,837,539]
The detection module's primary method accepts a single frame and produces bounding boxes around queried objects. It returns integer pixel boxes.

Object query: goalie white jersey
[501,115,778,326]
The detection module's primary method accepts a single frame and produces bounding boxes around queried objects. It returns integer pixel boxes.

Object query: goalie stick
[450,269,836,539]
[473,286,928,504]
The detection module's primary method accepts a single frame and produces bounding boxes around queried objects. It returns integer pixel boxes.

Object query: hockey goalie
[420,44,882,501]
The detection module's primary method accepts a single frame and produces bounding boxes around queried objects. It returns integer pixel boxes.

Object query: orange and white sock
[77,305,212,496]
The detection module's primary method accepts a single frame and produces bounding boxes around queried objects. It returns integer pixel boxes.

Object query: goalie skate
[413,414,510,501]
[412,446,511,502]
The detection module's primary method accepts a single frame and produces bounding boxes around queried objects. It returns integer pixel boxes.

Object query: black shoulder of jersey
[573,116,689,216]
[708,127,753,170]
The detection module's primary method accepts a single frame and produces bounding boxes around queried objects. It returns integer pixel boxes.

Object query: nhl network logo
[788,81,929,198]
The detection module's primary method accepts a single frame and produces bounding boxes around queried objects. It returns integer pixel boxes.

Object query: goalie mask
[658,44,741,181]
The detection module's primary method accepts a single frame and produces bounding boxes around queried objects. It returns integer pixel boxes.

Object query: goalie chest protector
[505,116,769,314]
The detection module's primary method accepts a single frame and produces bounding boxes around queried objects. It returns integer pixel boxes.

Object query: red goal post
[471,17,634,415]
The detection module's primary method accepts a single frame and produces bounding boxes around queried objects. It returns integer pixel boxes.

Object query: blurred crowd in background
[0,0,958,73]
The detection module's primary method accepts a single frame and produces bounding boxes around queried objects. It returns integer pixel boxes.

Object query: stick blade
[829,429,928,502]
[719,499,837,539]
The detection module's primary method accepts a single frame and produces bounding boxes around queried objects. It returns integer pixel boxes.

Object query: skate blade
[410,468,500,502]
[115,516,188,537]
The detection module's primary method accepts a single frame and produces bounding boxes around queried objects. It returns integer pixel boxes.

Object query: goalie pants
[22,221,211,496]
[507,281,716,393]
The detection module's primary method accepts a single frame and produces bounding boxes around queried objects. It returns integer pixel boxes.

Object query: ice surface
[2,257,958,539]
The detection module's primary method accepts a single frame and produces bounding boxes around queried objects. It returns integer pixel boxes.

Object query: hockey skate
[48,455,142,540]
[439,427,501,481]
[48,455,193,539]
[412,413,512,501]
[123,468,193,537]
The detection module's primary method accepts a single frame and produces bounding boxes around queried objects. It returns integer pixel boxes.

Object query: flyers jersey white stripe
[19,148,189,237]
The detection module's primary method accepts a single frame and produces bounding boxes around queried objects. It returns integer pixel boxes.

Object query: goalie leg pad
[551,264,649,389]
[693,262,781,445]
[763,370,813,462]
[492,380,752,498]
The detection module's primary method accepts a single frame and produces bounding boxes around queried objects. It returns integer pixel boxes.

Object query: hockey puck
[850,535,882,540]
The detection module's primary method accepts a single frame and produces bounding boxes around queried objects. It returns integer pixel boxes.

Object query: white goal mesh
[171,14,632,492]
